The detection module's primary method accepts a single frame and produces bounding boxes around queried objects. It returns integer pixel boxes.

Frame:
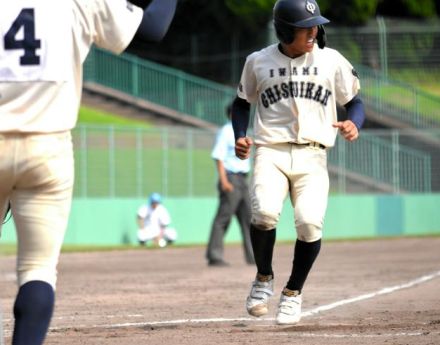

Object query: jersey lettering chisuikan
[0,0,143,133]
[237,44,360,148]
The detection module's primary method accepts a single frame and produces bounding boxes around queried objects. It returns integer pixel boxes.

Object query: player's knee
[296,223,322,242]
[251,211,279,230]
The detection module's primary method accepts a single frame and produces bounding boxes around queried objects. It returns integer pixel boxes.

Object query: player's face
[282,26,318,58]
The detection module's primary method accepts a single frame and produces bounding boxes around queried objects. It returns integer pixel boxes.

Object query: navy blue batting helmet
[274,0,329,44]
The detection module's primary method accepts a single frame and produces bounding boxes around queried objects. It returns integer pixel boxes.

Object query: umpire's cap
[149,192,162,204]
[274,0,329,28]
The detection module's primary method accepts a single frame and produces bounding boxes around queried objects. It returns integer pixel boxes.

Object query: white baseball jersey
[237,43,360,148]
[137,203,177,243]
[138,204,171,229]
[0,0,143,133]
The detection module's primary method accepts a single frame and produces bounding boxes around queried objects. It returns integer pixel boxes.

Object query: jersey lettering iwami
[237,44,360,148]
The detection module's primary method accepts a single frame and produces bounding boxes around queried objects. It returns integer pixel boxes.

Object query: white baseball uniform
[0,0,143,288]
[137,204,177,244]
[237,43,360,240]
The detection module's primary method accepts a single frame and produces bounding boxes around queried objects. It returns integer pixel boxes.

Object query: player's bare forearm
[332,120,359,141]
[235,137,253,160]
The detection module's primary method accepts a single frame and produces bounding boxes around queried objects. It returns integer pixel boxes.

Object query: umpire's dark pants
[206,173,255,264]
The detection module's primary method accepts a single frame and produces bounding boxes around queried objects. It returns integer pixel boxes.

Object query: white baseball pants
[250,143,329,242]
[0,132,74,289]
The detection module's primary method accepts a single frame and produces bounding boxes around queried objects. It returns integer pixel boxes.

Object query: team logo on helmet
[306,1,316,14]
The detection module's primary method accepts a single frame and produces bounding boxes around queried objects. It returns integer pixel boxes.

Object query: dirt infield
[1,236,440,345]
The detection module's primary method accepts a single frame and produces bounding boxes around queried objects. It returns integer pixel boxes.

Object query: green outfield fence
[72,125,434,198]
[84,47,440,129]
[83,48,235,126]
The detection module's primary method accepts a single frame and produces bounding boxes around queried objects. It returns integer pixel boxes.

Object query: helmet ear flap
[317,25,326,49]
[274,20,296,45]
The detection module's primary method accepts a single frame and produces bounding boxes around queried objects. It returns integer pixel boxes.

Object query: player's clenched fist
[235,137,253,160]
[333,120,359,141]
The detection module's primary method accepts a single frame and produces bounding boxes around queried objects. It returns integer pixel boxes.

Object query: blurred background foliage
[377,0,438,18]
[127,0,440,91]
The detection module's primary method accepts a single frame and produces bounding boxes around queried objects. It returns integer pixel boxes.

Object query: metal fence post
[131,56,139,97]
[187,129,194,197]
[177,72,185,113]
[136,128,143,198]
[80,125,88,198]
[376,73,383,118]
[391,130,400,193]
[414,88,420,126]
[109,126,115,197]
[424,155,432,192]
[337,138,347,193]
[377,16,388,79]
[162,128,169,197]
[372,135,381,181]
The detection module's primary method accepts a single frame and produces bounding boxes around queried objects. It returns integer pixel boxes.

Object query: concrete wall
[1,194,439,246]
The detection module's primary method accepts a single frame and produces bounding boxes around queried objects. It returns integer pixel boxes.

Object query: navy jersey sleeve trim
[344,95,365,129]
[134,0,177,43]
[231,96,251,141]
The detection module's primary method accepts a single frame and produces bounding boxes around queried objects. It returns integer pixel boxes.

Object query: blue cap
[149,192,162,204]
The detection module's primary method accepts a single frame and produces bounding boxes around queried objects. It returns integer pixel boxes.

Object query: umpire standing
[206,104,255,266]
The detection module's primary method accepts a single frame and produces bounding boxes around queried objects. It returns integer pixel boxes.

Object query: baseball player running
[0,0,177,343]
[231,0,365,325]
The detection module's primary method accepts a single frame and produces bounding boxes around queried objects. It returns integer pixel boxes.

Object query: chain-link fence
[323,17,440,80]
[128,18,440,87]
[73,125,216,198]
[328,129,437,193]
[84,44,440,130]
[72,125,438,198]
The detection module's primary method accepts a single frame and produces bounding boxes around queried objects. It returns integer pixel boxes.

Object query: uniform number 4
[4,8,41,66]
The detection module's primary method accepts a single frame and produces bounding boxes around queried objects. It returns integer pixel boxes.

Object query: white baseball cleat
[246,274,274,317]
[275,288,302,325]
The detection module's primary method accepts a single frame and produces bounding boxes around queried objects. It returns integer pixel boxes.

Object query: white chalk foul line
[302,269,440,318]
[264,330,440,338]
[3,269,440,337]
[52,269,440,331]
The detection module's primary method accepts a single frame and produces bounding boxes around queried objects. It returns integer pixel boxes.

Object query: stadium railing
[84,47,440,129]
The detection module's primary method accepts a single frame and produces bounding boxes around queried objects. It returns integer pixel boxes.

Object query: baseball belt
[291,142,326,150]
